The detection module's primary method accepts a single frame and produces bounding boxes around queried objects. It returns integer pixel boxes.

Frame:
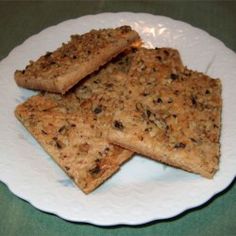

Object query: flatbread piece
[15,26,140,94]
[108,48,222,178]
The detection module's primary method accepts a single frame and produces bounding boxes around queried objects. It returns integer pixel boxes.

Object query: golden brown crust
[128,47,184,77]
[108,48,222,178]
[15,56,134,193]
[15,26,141,94]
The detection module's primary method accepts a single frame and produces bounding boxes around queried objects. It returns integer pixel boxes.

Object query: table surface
[0,1,235,235]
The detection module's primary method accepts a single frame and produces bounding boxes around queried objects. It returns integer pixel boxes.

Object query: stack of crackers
[14,25,222,193]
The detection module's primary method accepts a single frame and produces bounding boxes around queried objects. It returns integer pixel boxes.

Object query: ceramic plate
[0,12,235,226]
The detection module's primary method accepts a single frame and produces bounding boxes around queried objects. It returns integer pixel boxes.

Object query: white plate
[0,12,235,226]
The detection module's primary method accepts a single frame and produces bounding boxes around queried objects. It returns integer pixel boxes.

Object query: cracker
[15,57,134,193]
[108,48,222,178]
[14,26,140,94]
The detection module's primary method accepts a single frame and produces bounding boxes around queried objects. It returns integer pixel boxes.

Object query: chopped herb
[144,127,152,132]
[191,96,197,106]
[65,166,70,171]
[62,155,67,159]
[55,139,65,149]
[41,130,48,135]
[141,65,147,71]
[44,51,52,58]
[190,138,197,143]
[174,142,186,148]
[153,119,167,130]
[164,50,169,56]
[49,61,56,65]
[174,90,179,95]
[146,109,151,118]
[58,125,66,133]
[153,97,163,104]
[139,136,144,141]
[170,73,178,80]
[113,120,124,130]
[141,92,149,96]
[89,165,101,175]
[98,151,102,156]
[93,106,102,114]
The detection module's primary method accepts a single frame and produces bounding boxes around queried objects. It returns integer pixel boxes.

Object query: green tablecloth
[0,1,235,235]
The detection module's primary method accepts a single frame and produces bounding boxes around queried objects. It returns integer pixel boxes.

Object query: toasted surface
[15,26,141,94]
[128,47,184,77]
[15,57,134,193]
[108,48,222,178]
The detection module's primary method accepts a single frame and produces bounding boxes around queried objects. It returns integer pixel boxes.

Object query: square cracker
[15,55,134,193]
[108,48,222,178]
[14,26,140,94]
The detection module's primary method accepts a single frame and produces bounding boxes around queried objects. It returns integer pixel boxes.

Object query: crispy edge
[14,30,141,94]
